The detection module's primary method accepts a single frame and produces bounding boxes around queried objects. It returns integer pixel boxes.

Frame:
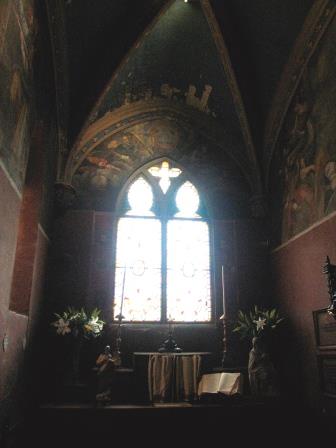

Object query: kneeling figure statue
[95,345,117,403]
[248,336,278,396]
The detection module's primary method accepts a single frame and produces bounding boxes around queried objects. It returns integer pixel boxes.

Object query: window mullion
[114,163,212,324]
[162,218,167,322]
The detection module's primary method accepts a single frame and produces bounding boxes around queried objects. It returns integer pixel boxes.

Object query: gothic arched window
[114,159,212,322]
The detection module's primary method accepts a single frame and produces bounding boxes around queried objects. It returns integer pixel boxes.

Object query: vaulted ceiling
[60,0,314,143]
[210,0,315,151]
[46,0,321,198]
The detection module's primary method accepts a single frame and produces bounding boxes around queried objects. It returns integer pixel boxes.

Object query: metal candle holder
[221,265,229,366]
[158,320,182,353]
[114,267,126,366]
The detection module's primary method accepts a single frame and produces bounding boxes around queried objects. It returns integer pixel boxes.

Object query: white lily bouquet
[52,307,105,339]
[233,306,284,397]
[51,307,105,383]
[233,305,284,340]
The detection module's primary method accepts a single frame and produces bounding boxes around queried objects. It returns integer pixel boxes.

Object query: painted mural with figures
[90,1,241,129]
[272,15,336,244]
[0,0,36,191]
[72,118,249,217]
[71,0,253,218]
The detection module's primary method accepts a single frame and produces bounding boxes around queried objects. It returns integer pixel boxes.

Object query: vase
[70,337,83,385]
[248,336,278,396]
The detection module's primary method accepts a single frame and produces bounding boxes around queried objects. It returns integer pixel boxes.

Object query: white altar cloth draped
[148,353,202,402]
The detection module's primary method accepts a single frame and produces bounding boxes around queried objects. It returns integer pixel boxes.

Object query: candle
[119,266,126,321]
[168,314,173,335]
[221,265,226,319]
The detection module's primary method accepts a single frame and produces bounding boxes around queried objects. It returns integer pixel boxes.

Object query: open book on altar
[198,372,243,396]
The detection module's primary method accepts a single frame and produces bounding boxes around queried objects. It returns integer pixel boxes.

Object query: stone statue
[248,336,279,396]
[95,345,116,403]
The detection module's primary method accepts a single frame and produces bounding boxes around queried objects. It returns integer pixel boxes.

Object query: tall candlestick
[115,266,126,367]
[221,264,229,367]
[168,314,173,335]
[221,265,226,319]
[119,266,126,320]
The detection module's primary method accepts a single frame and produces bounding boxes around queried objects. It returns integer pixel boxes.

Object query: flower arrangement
[52,307,105,383]
[233,305,284,340]
[52,307,105,339]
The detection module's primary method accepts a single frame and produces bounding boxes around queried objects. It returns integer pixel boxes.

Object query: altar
[133,352,212,403]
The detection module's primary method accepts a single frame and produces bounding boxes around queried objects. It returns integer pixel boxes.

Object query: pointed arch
[115,156,212,219]
[113,157,213,323]
[64,100,258,195]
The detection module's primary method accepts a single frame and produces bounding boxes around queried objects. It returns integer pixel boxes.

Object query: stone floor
[12,396,335,447]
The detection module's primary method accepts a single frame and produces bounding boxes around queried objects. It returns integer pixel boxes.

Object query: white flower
[53,318,71,335]
[253,317,267,331]
[86,317,103,334]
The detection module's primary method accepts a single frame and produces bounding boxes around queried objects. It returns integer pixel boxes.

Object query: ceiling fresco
[46,0,328,208]
[47,0,333,221]
[63,0,259,215]
[88,1,244,147]
[55,0,317,157]
[72,118,249,218]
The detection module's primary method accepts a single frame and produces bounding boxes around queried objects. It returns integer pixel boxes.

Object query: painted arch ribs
[62,0,263,203]
[200,0,261,192]
[65,100,251,219]
[65,100,252,186]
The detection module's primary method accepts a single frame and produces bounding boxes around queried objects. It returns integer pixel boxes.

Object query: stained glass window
[127,176,154,216]
[167,220,211,322]
[175,181,200,218]
[114,160,212,322]
[114,217,161,321]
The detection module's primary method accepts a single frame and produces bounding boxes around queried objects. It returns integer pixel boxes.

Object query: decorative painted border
[264,0,336,186]
[201,0,262,195]
[64,99,254,189]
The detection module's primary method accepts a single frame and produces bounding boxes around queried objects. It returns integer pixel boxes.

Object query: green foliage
[52,306,105,339]
[232,305,284,340]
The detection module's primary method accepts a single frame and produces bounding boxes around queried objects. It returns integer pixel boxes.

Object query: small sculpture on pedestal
[248,336,278,396]
[233,305,284,396]
[95,345,116,403]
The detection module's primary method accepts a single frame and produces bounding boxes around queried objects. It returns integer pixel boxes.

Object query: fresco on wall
[88,1,246,158]
[71,0,255,218]
[72,118,249,217]
[272,16,336,243]
[0,0,35,191]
